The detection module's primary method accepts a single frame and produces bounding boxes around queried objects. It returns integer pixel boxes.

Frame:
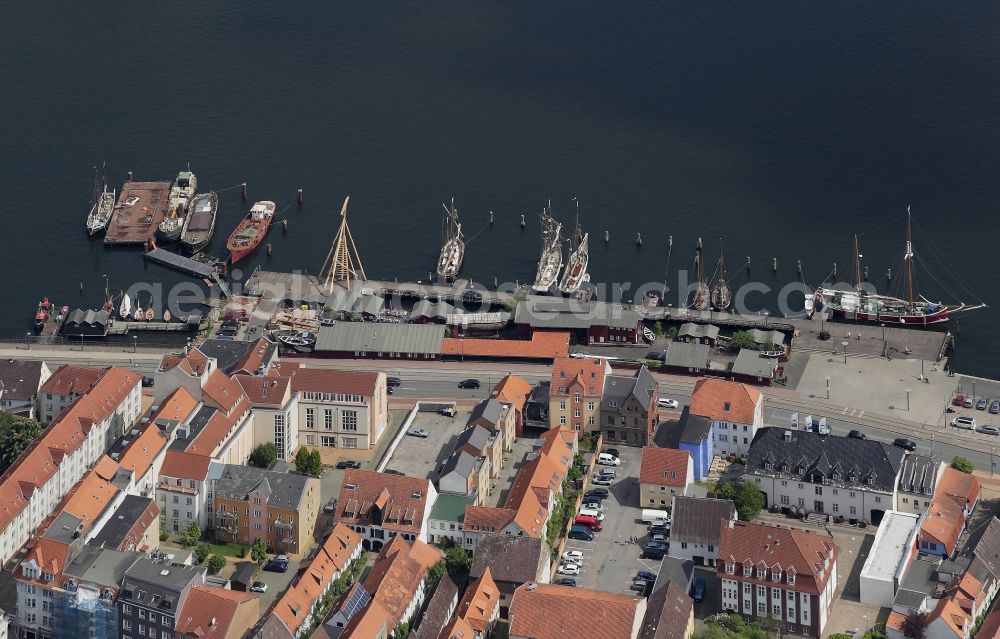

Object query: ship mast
[905,206,915,309]
[320,196,367,294]
[853,233,862,291]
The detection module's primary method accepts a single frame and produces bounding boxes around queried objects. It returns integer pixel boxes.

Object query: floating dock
[144,248,218,278]
[104,181,171,246]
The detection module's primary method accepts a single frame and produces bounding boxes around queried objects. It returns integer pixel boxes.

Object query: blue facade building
[657,409,714,480]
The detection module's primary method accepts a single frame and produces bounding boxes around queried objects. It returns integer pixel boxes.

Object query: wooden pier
[104,181,170,246]
[143,248,231,298]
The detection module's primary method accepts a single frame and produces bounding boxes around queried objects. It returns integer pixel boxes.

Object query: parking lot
[384,409,469,480]
[558,446,661,594]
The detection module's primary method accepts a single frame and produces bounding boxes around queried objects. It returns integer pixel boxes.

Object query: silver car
[978,424,1000,436]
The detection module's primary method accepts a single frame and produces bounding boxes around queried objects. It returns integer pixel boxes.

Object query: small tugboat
[33,297,51,332]
[157,170,197,244]
[559,198,590,295]
[436,198,465,281]
[531,203,564,294]
[710,239,732,311]
[811,209,988,325]
[86,162,116,236]
[180,191,219,254]
[277,330,317,353]
[227,200,276,264]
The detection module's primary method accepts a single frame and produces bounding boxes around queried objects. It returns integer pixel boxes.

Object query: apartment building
[36,364,105,425]
[235,374,298,461]
[117,558,206,639]
[689,378,764,458]
[509,584,646,639]
[157,451,212,534]
[0,359,50,420]
[548,357,610,432]
[601,365,658,447]
[639,447,694,505]
[336,469,437,548]
[174,587,259,639]
[667,496,737,567]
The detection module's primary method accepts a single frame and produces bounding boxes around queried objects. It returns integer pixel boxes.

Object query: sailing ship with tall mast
[86,162,116,236]
[531,203,564,294]
[158,169,197,244]
[710,239,731,311]
[810,208,987,325]
[558,198,590,295]
[436,197,465,281]
[691,240,710,310]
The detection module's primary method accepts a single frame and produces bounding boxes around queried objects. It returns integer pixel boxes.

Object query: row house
[548,356,610,432]
[174,587,259,639]
[37,365,106,425]
[211,464,320,554]
[601,366,658,447]
[509,583,646,639]
[470,535,550,616]
[196,337,277,376]
[745,428,905,525]
[639,447,694,505]
[0,359,50,420]
[918,467,981,557]
[0,367,140,565]
[336,469,437,549]
[490,375,533,437]
[668,496,737,567]
[117,558,206,639]
[252,523,362,639]
[437,399,516,504]
[326,535,441,639]
[718,520,839,638]
[157,451,212,534]
[451,567,501,639]
[689,378,763,459]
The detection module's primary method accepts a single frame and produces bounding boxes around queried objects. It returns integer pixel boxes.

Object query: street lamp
[825,376,831,400]
[842,341,849,364]
[25,332,30,350]
[763,311,769,327]
[992,448,996,476]
[133,335,138,353]
[905,388,911,411]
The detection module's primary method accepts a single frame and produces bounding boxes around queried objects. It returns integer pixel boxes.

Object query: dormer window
[781,464,789,472]
[832,473,840,481]
[867,477,874,485]
[756,568,766,579]
[849,474,857,482]
[726,563,735,574]
[771,570,781,581]
[724,402,731,412]
[743,565,752,577]
[787,573,795,585]
[764,463,773,470]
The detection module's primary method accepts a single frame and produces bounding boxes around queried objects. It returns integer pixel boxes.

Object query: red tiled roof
[442,332,569,360]
[639,447,692,488]
[363,536,441,621]
[457,567,500,632]
[177,586,259,639]
[39,365,108,396]
[187,396,251,457]
[936,466,982,510]
[337,470,432,535]
[285,367,379,396]
[509,583,642,639]
[60,466,121,529]
[490,375,533,411]
[921,467,980,555]
[114,421,168,481]
[202,369,245,413]
[160,450,212,480]
[463,506,517,533]
[718,520,838,595]
[550,357,608,398]
[159,348,211,376]
[153,387,200,423]
[234,375,291,407]
[689,379,761,425]
[231,337,274,376]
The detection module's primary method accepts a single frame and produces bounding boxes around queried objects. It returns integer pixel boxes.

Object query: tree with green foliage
[730,330,759,351]
[181,521,201,548]
[863,624,887,639]
[251,538,268,564]
[207,554,226,575]
[248,443,279,469]
[426,561,445,584]
[653,321,664,337]
[829,634,856,639]
[159,531,169,542]
[951,457,974,474]
[195,543,212,564]
[736,481,765,520]
[715,482,737,501]
[444,546,470,576]
[0,412,43,474]
[295,447,324,477]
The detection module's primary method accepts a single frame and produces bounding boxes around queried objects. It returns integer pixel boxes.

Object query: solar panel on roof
[343,585,371,620]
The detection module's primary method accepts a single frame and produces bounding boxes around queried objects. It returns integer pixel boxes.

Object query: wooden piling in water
[636,232,642,246]
[297,189,303,206]
[772,257,777,272]
[266,243,272,256]
[241,182,247,200]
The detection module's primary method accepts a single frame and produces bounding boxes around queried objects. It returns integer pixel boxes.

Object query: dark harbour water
[1,2,998,374]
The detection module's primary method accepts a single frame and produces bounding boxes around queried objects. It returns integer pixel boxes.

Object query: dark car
[847,430,866,440]
[605,448,621,458]
[978,398,989,411]
[642,544,666,560]
[263,560,288,573]
[141,376,154,388]
[691,578,706,602]
[630,578,651,592]
[636,570,657,582]
[584,488,609,500]
[648,525,669,537]
[893,438,918,452]
[386,377,402,387]
[953,394,966,407]
[323,498,338,513]
[336,460,362,470]
[458,378,481,389]
[553,578,577,587]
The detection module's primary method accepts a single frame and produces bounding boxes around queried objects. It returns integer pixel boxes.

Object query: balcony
[273,518,294,530]
[216,511,238,521]
[218,524,239,535]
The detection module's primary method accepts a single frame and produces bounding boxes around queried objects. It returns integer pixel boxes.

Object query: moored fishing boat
[158,170,197,244]
[180,191,219,254]
[227,200,276,263]
[710,239,731,311]
[119,293,131,320]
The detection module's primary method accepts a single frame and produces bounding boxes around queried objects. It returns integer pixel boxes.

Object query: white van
[579,508,606,521]
[598,453,621,466]
[640,509,671,524]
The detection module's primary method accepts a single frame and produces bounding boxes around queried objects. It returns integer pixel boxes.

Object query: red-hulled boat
[226,200,276,264]
[34,297,51,332]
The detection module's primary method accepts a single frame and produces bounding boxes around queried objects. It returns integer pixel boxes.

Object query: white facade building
[689,378,764,459]
[859,510,920,608]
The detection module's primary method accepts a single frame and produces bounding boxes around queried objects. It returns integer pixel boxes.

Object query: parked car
[335,459,362,470]
[597,453,621,466]
[978,425,1000,436]
[648,525,670,536]
[568,525,594,541]
[952,416,977,430]
[964,396,975,408]
[584,488,609,500]
[650,533,668,543]
[386,376,402,387]
[636,570,657,582]
[383,469,404,475]
[605,448,621,458]
[407,428,430,438]
[141,376,154,388]
[582,502,605,512]
[642,542,667,560]
[563,550,584,561]
[893,438,918,452]
[592,475,614,486]
[991,400,1000,415]
[439,405,457,417]
[557,563,581,576]
[630,578,651,592]
[597,468,617,478]
[657,398,680,409]
[458,378,481,389]
[847,430,866,440]
[953,395,966,407]
[691,578,706,602]
[978,398,989,411]
[553,578,577,587]
[561,555,583,566]
[323,498,338,513]
[263,560,288,573]
[275,555,289,563]
[250,581,268,593]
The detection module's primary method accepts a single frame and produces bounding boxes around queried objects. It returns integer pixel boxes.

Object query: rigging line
[915,261,960,304]
[911,220,980,299]
[215,183,251,193]
[856,215,900,238]
[462,220,493,246]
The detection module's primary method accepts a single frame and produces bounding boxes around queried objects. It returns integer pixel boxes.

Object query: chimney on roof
[728,520,734,529]
[783,430,792,442]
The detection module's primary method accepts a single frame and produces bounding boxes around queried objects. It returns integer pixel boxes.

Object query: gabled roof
[935,467,981,510]
[463,506,517,533]
[0,359,46,402]
[689,378,761,424]
[921,468,980,554]
[153,386,200,425]
[454,425,494,456]
[490,375,533,412]
[639,448,692,488]
[441,332,569,360]
[730,349,777,379]
[550,357,608,398]
[39,364,106,397]
[363,536,441,621]
[114,420,169,481]
[198,337,276,376]
[235,375,291,407]
[176,586,259,639]
[337,470,432,535]
[457,567,500,632]
[161,450,212,480]
[669,497,736,546]
[283,366,379,396]
[603,366,656,412]
[213,464,314,510]
[678,323,719,340]
[663,342,709,370]
[718,520,838,595]
[468,399,503,427]
[656,408,712,448]
[509,583,643,639]
[201,369,245,413]
[470,535,545,584]
[640,580,693,639]
[159,348,211,376]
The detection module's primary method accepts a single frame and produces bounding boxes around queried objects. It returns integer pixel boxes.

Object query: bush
[714,481,764,521]
[181,522,201,548]
[249,443,279,469]
[195,543,212,564]
[0,413,43,475]
[251,538,268,564]
[444,546,470,576]
[426,561,445,583]
[207,554,226,575]
[951,457,974,474]
[295,447,324,477]
[159,531,169,542]
[730,330,758,351]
